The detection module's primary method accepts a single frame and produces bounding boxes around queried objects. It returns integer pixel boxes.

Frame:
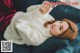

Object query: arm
[13,4,51,46]
[15,21,45,46]
[12,9,44,46]
[13,1,55,46]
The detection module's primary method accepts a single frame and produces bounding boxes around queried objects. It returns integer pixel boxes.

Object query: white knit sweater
[4,5,55,46]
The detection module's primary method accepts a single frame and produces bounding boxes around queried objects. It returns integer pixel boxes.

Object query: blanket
[0,0,16,32]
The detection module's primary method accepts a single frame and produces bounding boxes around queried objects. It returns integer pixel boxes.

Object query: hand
[39,1,53,14]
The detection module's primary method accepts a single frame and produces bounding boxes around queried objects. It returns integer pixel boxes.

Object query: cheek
[51,28,61,35]
[50,28,59,35]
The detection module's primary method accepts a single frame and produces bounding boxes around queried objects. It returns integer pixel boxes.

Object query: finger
[46,5,51,11]
[40,2,53,14]
[41,4,48,9]
[44,5,50,9]
[40,4,45,9]
[40,6,47,14]
[42,4,52,13]
[45,4,53,10]
[41,5,49,12]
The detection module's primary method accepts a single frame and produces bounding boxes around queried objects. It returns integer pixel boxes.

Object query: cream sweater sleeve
[14,6,48,46]
[15,21,45,46]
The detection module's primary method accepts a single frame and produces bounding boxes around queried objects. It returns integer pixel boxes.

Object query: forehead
[62,21,69,31]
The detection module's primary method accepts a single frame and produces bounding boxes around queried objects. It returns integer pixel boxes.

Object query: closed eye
[59,26,63,31]
[59,27,62,31]
[60,21,62,23]
[59,21,63,31]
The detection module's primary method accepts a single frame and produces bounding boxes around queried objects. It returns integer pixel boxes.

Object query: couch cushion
[50,5,80,23]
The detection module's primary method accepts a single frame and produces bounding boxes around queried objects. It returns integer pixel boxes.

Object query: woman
[4,1,78,46]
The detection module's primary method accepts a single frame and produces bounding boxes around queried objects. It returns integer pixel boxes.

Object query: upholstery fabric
[0,0,16,32]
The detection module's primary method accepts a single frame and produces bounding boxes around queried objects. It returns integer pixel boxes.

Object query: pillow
[50,5,80,23]
[32,37,69,53]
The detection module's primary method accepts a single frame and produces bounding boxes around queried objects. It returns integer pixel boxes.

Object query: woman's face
[50,21,69,36]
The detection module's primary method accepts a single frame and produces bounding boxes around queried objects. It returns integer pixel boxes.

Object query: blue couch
[0,0,80,53]
[55,23,80,53]
[13,0,80,53]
